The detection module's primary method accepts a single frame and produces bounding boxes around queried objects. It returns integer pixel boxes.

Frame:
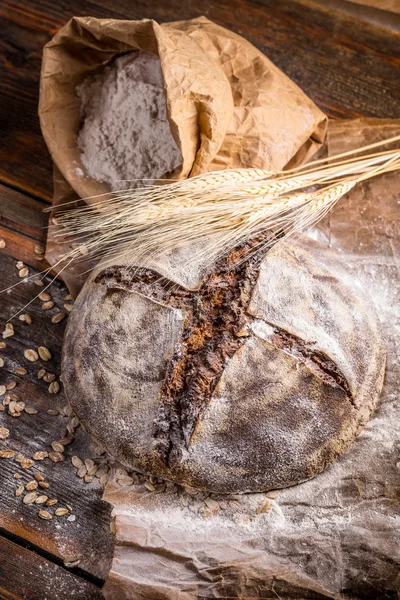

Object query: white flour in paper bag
[76,52,182,190]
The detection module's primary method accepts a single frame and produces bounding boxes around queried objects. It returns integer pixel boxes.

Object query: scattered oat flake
[25,406,38,415]
[52,312,66,324]
[64,303,73,312]
[19,267,29,278]
[16,485,24,497]
[38,509,52,520]
[42,301,54,310]
[26,480,38,491]
[84,458,95,471]
[21,459,34,469]
[37,368,46,379]
[16,261,24,269]
[55,507,69,516]
[39,292,51,302]
[33,471,45,481]
[19,314,32,324]
[0,342,6,349]
[33,451,48,460]
[15,367,27,375]
[0,449,15,458]
[34,244,45,255]
[77,466,87,478]
[0,358,4,367]
[24,348,39,362]
[71,456,84,468]
[14,473,22,479]
[0,385,6,396]
[51,441,64,453]
[0,427,9,440]
[87,464,98,477]
[38,346,52,361]
[46,499,57,506]
[47,409,59,416]
[23,491,38,504]
[6,381,16,391]
[49,451,64,463]
[3,323,14,339]
[39,481,49,489]
[0,239,5,248]
[64,559,81,568]
[35,495,48,504]
[43,372,56,383]
[48,381,60,394]
[33,279,44,287]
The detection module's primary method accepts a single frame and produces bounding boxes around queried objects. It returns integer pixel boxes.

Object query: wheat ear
[52,135,400,274]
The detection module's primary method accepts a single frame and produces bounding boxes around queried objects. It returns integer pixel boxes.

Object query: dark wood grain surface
[0,536,103,600]
[0,1,399,598]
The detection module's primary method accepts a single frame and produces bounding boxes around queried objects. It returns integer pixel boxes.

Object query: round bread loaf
[62,238,385,493]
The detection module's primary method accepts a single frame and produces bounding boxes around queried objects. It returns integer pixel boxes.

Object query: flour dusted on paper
[76,52,182,191]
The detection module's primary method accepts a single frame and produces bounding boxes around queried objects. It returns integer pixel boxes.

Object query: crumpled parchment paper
[101,119,400,600]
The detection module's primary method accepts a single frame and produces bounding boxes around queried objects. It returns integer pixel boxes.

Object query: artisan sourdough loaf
[62,238,385,493]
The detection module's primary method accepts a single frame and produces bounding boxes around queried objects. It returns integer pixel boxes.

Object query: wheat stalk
[52,135,400,275]
[2,135,400,318]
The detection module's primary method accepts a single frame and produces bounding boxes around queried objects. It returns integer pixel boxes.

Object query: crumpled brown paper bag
[39,15,327,203]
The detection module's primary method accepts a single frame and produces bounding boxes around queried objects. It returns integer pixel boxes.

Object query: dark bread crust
[62,239,386,493]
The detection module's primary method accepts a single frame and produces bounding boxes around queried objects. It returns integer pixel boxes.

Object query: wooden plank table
[0,1,399,598]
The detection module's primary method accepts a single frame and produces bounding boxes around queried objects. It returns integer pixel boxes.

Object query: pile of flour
[76,52,182,190]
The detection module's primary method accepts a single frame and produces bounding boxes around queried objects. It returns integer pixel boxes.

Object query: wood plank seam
[0,527,105,588]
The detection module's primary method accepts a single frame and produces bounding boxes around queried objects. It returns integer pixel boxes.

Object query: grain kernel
[48,451,64,463]
[48,381,60,394]
[0,427,9,440]
[38,346,52,361]
[51,441,64,452]
[35,495,48,504]
[24,349,39,362]
[71,456,84,468]
[25,481,38,491]
[38,510,52,520]
[15,367,27,375]
[39,292,51,302]
[55,507,69,516]
[19,267,29,278]
[42,301,54,310]
[0,450,15,458]
[34,244,45,255]
[43,372,55,383]
[33,451,48,460]
[52,312,66,324]
[23,491,38,504]
[2,323,14,339]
